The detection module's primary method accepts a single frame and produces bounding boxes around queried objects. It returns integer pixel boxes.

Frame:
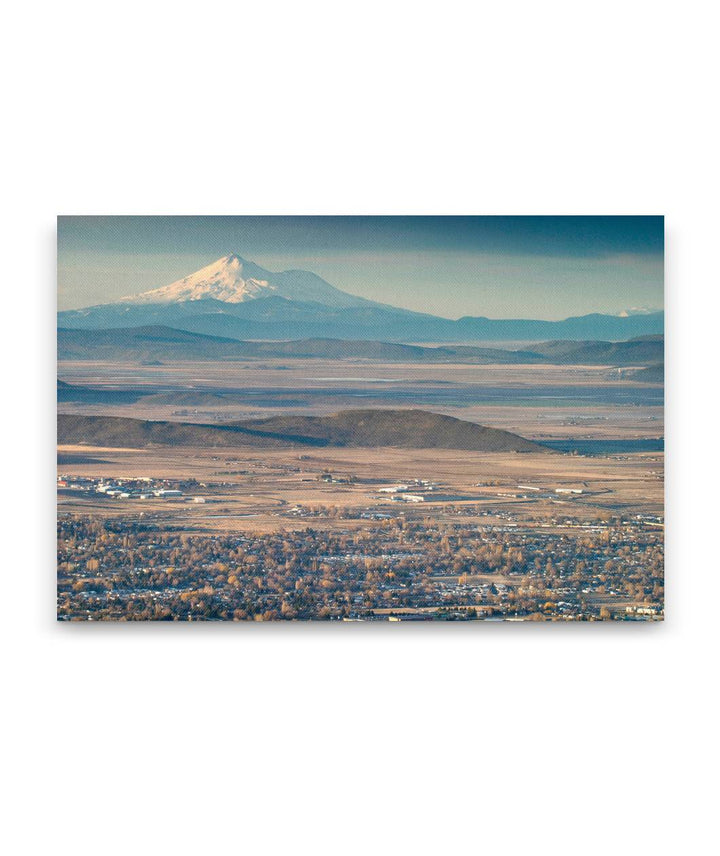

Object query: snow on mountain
[618,306,662,317]
[117,254,370,309]
[58,253,665,342]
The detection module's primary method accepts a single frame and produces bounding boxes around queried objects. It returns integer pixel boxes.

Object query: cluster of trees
[56,516,664,621]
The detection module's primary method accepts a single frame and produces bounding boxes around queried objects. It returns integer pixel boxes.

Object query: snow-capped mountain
[118,254,371,309]
[617,306,663,317]
[58,253,665,342]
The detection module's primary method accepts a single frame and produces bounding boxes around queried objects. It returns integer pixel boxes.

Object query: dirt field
[57,442,664,535]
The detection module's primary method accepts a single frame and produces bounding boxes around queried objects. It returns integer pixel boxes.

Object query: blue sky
[57,216,664,319]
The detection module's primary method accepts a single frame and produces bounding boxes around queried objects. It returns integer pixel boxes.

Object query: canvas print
[57,216,664,621]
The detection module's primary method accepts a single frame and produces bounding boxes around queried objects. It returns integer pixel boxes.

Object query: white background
[2,2,718,854]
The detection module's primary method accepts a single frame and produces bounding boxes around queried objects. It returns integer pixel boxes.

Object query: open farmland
[57,443,663,530]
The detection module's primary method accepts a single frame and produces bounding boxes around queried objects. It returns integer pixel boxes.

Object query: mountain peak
[116,254,370,309]
[219,253,250,267]
[117,254,270,305]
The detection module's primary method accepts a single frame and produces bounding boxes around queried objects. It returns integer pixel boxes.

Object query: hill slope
[57,410,546,452]
[530,334,664,365]
[57,325,544,363]
[630,363,664,382]
[58,325,663,366]
[58,325,264,361]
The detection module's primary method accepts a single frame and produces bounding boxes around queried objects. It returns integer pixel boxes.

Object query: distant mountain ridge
[57,325,543,363]
[58,325,664,367]
[57,409,546,452]
[529,334,664,365]
[58,254,664,342]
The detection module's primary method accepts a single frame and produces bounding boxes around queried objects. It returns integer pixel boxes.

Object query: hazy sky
[57,216,664,319]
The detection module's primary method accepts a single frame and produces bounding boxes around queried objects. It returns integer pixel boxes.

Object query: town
[57,511,664,621]
[58,474,200,500]
[56,437,664,622]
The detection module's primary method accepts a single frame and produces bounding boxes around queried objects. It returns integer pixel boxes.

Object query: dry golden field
[58,442,664,535]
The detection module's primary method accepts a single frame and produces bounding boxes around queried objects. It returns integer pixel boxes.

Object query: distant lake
[58,377,664,409]
[238,384,665,407]
[542,438,664,455]
[305,377,405,383]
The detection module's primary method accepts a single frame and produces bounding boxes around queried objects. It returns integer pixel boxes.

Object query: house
[379,484,410,493]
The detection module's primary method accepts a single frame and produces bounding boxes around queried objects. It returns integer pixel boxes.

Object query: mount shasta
[59,254,664,342]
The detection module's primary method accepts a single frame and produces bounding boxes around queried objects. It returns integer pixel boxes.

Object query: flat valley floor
[57,359,664,621]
